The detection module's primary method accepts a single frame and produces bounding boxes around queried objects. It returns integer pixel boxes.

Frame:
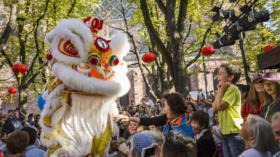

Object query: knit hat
[132,133,155,153]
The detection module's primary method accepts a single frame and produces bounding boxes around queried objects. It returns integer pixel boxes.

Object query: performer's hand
[113,114,129,122]
[118,143,129,155]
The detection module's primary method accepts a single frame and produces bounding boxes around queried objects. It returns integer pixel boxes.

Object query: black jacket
[139,114,167,126]
[196,129,217,157]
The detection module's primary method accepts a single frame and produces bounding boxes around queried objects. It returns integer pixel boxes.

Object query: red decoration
[263,44,277,53]
[142,52,156,64]
[12,62,28,85]
[8,87,17,94]
[201,45,215,56]
[63,40,78,55]
[46,52,53,61]
[12,63,28,73]
[83,17,103,33]
[94,37,110,52]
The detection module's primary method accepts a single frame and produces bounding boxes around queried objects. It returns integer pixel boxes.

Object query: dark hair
[7,131,29,155]
[237,84,250,98]
[163,93,186,115]
[220,64,241,84]
[162,130,197,157]
[186,101,197,112]
[191,111,209,129]
[1,120,15,134]
[22,127,37,145]
[28,113,33,118]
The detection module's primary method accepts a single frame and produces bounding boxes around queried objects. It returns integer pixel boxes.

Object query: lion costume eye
[94,37,110,52]
[109,55,119,66]
[88,53,101,65]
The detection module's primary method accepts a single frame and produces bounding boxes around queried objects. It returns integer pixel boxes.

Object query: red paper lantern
[12,62,28,85]
[263,44,277,53]
[8,87,17,94]
[12,63,28,73]
[201,45,215,56]
[142,52,156,64]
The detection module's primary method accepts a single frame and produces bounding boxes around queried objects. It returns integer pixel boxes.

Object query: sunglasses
[254,80,263,84]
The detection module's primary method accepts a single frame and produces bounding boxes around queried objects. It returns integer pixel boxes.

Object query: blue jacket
[162,115,194,138]
[26,145,46,157]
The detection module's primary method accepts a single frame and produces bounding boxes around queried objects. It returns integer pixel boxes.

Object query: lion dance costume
[39,17,130,157]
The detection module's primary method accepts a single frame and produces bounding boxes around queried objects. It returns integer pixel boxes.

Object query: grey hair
[248,115,276,151]
[271,112,280,125]
[130,147,141,157]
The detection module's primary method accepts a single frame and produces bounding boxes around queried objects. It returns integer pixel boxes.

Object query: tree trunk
[173,59,189,95]
[140,0,190,95]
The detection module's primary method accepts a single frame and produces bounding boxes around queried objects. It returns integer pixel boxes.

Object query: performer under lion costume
[39,17,130,157]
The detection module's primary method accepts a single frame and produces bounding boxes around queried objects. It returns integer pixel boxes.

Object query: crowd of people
[0,110,45,157]
[0,63,280,157]
[110,64,280,157]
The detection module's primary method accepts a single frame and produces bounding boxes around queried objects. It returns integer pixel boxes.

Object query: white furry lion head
[45,17,130,97]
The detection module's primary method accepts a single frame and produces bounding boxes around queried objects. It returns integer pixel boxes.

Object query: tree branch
[183,18,193,41]
[177,0,188,33]
[67,0,76,16]
[0,25,12,67]
[141,63,152,74]
[0,50,13,68]
[21,62,47,89]
[24,0,50,83]
[185,25,213,70]
[114,0,158,99]
[155,0,166,14]
[140,0,173,70]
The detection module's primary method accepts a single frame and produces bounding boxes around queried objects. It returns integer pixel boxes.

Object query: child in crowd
[191,111,216,157]
[212,64,244,157]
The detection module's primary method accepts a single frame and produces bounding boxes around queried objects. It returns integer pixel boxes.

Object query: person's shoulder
[273,151,280,157]
[239,148,270,157]
[26,145,46,153]
[203,129,215,139]
[229,85,240,91]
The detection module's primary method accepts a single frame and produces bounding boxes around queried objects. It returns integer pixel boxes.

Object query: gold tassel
[91,123,112,156]
[18,72,22,85]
